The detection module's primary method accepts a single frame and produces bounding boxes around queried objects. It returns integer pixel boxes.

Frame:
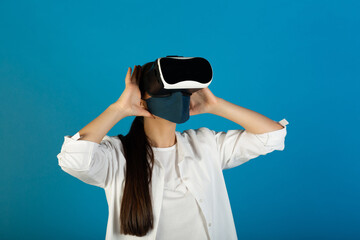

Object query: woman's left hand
[189,87,220,116]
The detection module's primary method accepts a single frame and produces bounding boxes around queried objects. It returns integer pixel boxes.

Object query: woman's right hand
[113,65,155,118]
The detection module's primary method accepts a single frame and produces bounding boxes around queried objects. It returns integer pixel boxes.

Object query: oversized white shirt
[57,119,289,240]
[151,145,210,240]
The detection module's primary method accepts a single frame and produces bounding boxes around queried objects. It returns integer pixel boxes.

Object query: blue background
[1,0,359,239]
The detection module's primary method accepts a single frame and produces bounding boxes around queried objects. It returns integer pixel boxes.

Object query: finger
[141,109,155,119]
[131,65,138,83]
[125,67,132,85]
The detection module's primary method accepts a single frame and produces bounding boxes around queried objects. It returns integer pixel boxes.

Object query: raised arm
[57,65,154,188]
[77,104,128,143]
[77,65,154,143]
[208,97,285,134]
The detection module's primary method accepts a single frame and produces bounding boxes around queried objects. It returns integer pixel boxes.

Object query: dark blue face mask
[145,91,190,124]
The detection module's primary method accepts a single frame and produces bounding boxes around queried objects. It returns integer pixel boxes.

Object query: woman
[57,64,289,240]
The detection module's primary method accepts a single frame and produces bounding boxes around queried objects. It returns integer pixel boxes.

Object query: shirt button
[208,223,211,227]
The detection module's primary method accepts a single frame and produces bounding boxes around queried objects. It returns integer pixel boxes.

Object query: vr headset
[140,55,213,98]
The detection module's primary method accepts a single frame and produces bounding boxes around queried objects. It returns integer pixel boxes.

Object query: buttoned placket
[177,157,213,236]
[175,133,213,238]
[152,132,213,239]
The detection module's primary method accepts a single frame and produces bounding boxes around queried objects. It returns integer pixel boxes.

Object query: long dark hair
[117,62,156,236]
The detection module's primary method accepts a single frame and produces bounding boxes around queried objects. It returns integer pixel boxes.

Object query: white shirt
[57,119,289,240]
[151,145,210,240]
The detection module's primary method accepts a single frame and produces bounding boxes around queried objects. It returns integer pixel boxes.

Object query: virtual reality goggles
[140,55,213,98]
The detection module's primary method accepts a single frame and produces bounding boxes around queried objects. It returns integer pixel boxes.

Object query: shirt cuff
[253,118,289,147]
[58,132,99,171]
[278,118,289,127]
[61,132,100,153]
[71,132,81,140]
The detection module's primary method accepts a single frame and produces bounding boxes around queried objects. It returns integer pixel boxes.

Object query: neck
[143,116,177,148]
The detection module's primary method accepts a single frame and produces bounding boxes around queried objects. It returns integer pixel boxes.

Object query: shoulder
[98,135,125,154]
[180,127,214,136]
[178,127,216,143]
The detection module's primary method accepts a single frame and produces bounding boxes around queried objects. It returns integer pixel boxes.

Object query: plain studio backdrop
[0,0,359,239]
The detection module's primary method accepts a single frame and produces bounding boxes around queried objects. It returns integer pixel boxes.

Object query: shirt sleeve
[210,118,289,170]
[56,132,123,188]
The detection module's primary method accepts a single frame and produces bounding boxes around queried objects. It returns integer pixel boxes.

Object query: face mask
[145,91,190,124]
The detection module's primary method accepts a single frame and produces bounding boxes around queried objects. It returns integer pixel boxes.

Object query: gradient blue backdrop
[1,0,359,239]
